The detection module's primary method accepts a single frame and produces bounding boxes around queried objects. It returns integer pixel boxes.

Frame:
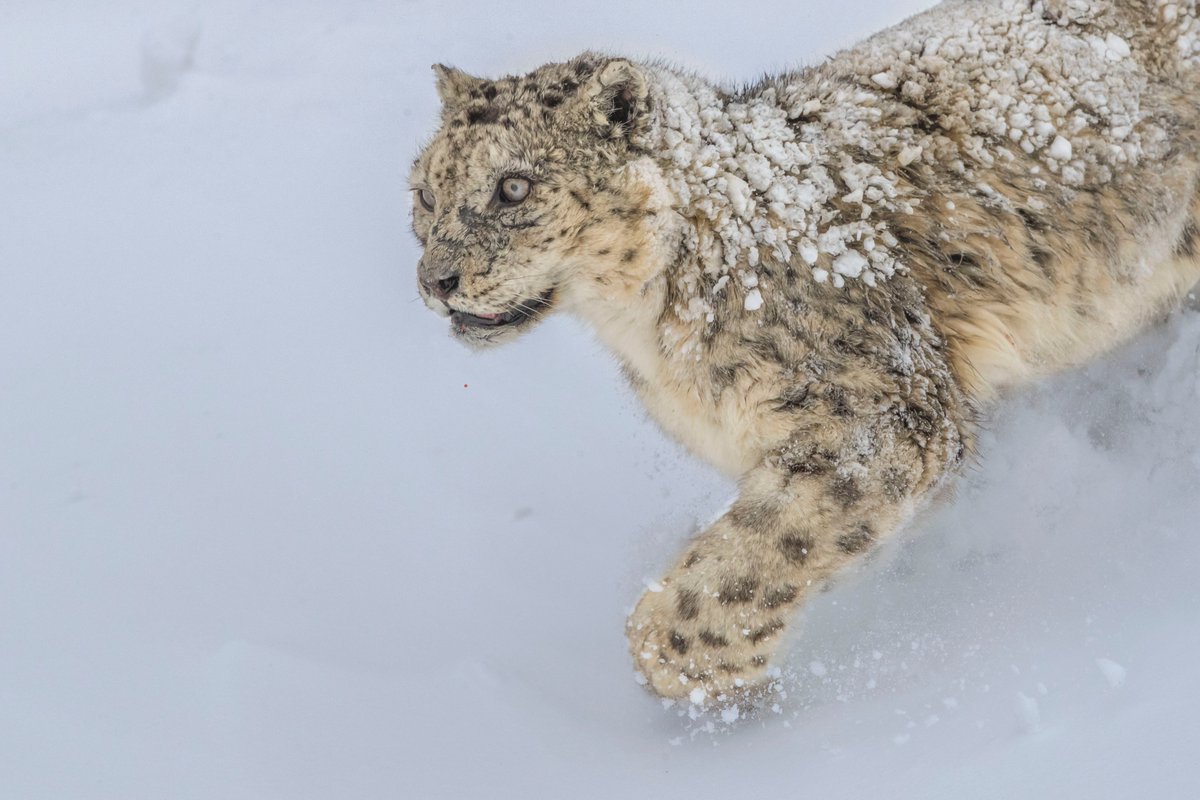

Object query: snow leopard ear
[583,59,650,141]
[432,64,480,110]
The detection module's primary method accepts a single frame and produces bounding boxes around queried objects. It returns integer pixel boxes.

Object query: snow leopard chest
[622,345,790,478]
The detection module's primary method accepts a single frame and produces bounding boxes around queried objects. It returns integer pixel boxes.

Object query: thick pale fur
[410,0,1200,703]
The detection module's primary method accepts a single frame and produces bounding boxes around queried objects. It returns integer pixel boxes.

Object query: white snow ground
[2,2,1199,798]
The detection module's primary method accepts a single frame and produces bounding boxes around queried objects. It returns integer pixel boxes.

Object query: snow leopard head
[408,54,667,347]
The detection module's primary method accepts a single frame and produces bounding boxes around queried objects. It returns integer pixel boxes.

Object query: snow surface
[3,1,1200,798]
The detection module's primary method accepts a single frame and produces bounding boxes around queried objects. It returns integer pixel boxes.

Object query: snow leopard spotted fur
[409,0,1200,702]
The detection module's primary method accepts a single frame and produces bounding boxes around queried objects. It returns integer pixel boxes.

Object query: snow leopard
[409,0,1200,702]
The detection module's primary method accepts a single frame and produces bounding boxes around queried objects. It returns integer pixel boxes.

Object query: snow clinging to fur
[640,0,1199,320]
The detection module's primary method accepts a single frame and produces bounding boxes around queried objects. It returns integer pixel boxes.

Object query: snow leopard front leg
[628,412,962,702]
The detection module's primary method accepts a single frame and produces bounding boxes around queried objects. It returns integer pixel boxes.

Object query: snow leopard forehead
[409,52,648,192]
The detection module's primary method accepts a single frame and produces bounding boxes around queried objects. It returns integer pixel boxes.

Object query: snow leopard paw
[626,574,793,702]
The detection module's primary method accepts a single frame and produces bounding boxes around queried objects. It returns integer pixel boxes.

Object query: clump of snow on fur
[853,0,1189,186]
[1048,136,1073,162]
[648,67,907,321]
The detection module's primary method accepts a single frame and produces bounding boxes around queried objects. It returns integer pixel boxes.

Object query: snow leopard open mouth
[450,289,555,331]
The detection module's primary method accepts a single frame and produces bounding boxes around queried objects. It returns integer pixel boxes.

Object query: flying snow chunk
[744,288,764,311]
[1095,658,1127,688]
[721,705,740,724]
[1049,136,1073,161]
[689,687,707,706]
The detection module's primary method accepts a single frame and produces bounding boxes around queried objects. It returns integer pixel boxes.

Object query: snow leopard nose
[429,274,459,300]
[419,261,461,301]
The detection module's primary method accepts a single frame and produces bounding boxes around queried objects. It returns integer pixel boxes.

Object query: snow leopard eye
[497,176,532,205]
[416,188,436,212]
